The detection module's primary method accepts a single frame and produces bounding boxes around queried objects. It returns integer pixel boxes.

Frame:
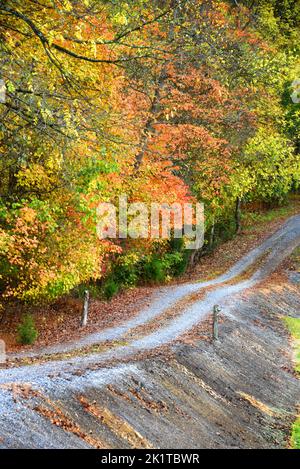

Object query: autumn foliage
[0,0,299,308]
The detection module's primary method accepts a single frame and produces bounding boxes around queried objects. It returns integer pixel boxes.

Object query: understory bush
[73,283,103,300]
[112,253,139,287]
[17,314,38,345]
[103,279,119,300]
[98,237,191,297]
[141,256,167,283]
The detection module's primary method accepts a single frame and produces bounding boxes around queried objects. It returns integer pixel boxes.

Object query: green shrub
[113,262,138,287]
[169,236,185,253]
[142,257,166,283]
[161,252,189,277]
[17,314,38,345]
[217,219,236,242]
[103,279,119,300]
[88,284,104,299]
[74,283,103,299]
[169,252,189,276]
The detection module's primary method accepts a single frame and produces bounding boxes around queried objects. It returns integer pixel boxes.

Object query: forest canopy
[0,0,299,307]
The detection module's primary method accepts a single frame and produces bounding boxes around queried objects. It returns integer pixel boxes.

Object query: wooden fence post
[81,290,89,327]
[213,304,220,341]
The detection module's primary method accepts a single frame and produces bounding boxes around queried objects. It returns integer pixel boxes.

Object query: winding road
[2,214,300,378]
[0,214,299,449]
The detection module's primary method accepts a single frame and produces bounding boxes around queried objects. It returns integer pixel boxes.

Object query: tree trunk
[235,197,241,234]
[134,2,181,171]
[134,65,168,171]
[209,216,215,250]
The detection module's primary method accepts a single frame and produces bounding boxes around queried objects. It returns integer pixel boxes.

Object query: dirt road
[0,215,299,448]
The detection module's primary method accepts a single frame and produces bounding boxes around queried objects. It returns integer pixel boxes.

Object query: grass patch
[291,417,300,449]
[284,317,300,374]
[284,316,300,449]
[242,203,296,232]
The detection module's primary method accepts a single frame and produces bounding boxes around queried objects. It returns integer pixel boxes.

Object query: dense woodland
[0,0,299,311]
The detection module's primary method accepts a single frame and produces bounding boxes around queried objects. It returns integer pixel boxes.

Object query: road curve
[1,214,300,384]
